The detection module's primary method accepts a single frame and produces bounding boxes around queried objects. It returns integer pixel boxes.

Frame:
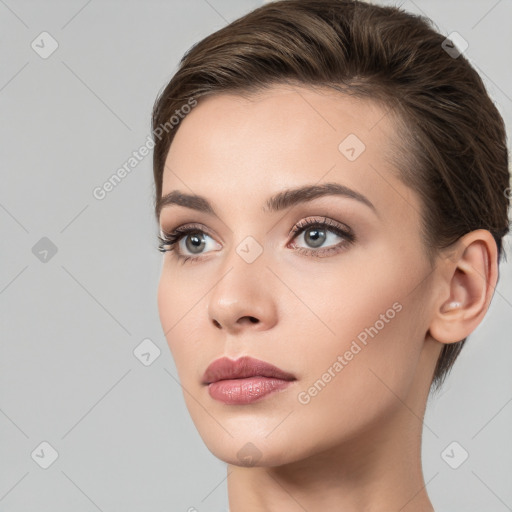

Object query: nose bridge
[214,232,268,300]
[216,216,268,272]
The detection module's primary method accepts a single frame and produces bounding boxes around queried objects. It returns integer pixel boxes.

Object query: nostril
[212,316,259,328]
[238,316,259,325]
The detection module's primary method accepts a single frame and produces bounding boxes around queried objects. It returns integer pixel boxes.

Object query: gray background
[0,0,511,511]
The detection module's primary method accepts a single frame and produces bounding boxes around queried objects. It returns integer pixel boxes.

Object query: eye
[288,216,355,257]
[158,216,355,263]
[157,223,221,263]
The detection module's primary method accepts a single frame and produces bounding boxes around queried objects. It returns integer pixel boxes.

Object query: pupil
[186,233,205,253]
[306,228,325,248]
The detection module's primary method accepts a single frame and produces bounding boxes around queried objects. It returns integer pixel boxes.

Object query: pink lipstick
[202,356,296,405]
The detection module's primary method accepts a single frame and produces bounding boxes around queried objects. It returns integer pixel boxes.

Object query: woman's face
[157,84,442,466]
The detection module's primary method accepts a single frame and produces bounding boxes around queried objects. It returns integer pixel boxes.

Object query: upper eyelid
[161,222,216,237]
[161,217,348,233]
[291,216,353,233]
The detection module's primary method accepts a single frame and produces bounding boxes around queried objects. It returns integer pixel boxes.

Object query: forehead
[161,84,419,223]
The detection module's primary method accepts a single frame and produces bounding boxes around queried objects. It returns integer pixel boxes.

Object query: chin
[207,441,304,468]
[194,422,317,468]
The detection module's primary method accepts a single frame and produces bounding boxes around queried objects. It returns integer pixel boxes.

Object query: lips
[202,355,296,385]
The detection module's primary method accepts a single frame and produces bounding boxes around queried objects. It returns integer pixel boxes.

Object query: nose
[207,253,278,335]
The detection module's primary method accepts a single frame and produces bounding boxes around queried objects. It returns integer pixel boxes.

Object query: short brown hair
[151,0,511,391]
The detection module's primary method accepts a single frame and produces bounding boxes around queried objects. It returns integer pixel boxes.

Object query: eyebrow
[156,182,376,219]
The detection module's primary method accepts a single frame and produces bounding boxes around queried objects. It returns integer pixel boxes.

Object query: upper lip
[202,356,296,385]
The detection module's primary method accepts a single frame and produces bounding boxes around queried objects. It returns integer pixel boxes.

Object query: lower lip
[207,377,294,404]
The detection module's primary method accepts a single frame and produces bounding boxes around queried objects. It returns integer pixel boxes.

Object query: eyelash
[157,217,355,264]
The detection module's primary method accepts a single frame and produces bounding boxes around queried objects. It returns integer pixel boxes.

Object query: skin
[156,84,498,512]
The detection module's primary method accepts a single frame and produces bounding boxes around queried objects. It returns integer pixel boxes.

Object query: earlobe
[428,229,498,345]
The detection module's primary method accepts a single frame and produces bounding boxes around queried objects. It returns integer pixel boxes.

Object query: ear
[428,229,499,344]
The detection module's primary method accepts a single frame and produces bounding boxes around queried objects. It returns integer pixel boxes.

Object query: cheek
[157,269,209,385]
[289,297,424,452]
[291,249,428,406]
[157,272,190,364]
[157,275,173,336]
[157,262,198,335]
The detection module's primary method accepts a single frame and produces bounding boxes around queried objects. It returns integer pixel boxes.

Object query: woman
[152,1,510,510]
